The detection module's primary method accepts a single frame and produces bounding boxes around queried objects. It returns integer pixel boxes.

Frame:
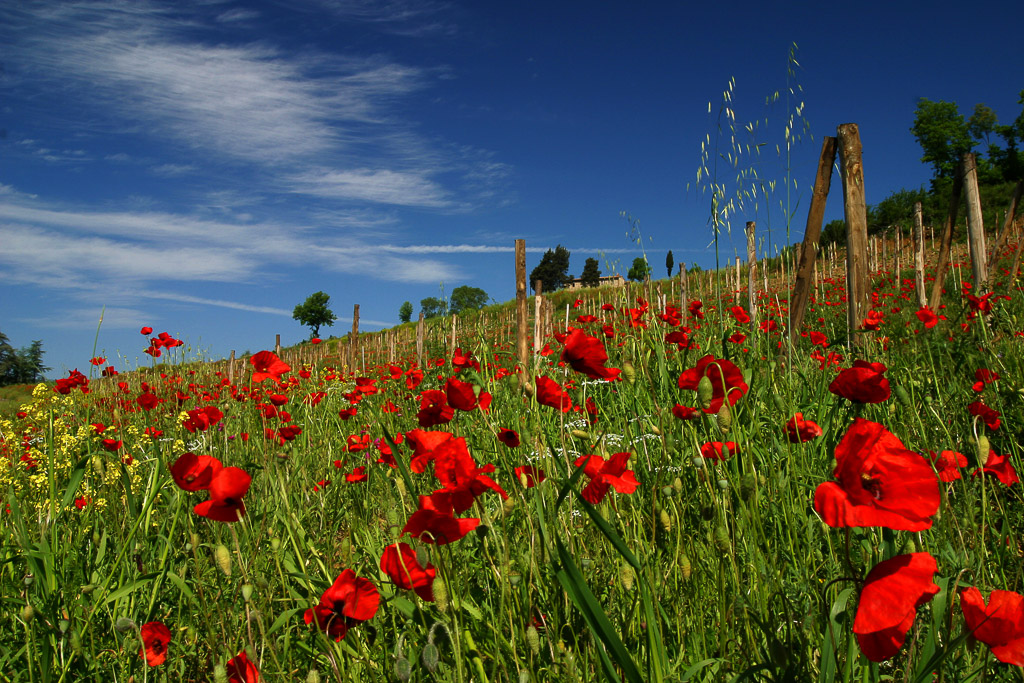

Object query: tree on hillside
[398,301,413,323]
[580,258,601,287]
[420,297,447,319]
[911,98,974,184]
[665,250,674,278]
[868,188,929,236]
[820,219,846,250]
[292,291,337,339]
[627,256,651,283]
[449,286,488,315]
[0,333,49,386]
[530,245,571,293]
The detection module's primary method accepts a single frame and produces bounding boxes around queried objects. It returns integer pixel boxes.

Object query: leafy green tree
[292,291,337,339]
[910,98,974,183]
[398,301,413,323]
[529,245,571,293]
[627,256,651,283]
[968,103,999,146]
[665,250,674,278]
[580,258,601,287]
[0,333,48,386]
[820,219,846,250]
[420,297,447,319]
[868,188,928,236]
[449,286,488,316]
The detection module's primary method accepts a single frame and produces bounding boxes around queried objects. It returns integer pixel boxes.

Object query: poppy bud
[659,508,672,534]
[421,643,440,672]
[70,629,82,655]
[649,423,662,436]
[525,625,541,655]
[213,664,228,683]
[190,533,201,549]
[895,385,912,409]
[394,658,412,682]
[622,362,636,384]
[619,565,635,591]
[241,584,254,602]
[92,530,101,546]
[114,616,135,633]
[714,524,731,553]
[771,392,787,416]
[306,670,321,683]
[570,429,591,440]
[215,544,232,577]
[22,604,35,623]
[975,434,990,464]
[432,576,449,613]
[673,477,683,493]
[660,485,674,498]
[91,455,105,478]
[679,553,692,580]
[697,375,714,409]
[270,537,281,552]
[716,403,732,433]
[503,497,516,516]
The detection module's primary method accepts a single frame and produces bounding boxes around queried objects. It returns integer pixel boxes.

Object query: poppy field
[2,243,1023,682]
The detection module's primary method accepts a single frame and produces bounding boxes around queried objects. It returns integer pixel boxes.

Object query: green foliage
[530,245,571,293]
[398,301,413,323]
[580,257,602,287]
[867,188,928,236]
[0,332,49,386]
[449,286,489,316]
[419,296,447,319]
[911,98,974,183]
[627,256,651,282]
[665,250,674,278]
[292,291,337,339]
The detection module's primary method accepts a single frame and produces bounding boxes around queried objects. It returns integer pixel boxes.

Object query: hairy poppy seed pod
[306,670,321,683]
[975,435,990,464]
[393,658,412,682]
[215,544,232,576]
[421,643,440,672]
[697,375,714,410]
[622,362,636,384]
[59,619,70,634]
[525,625,541,655]
[270,537,281,552]
[659,508,672,534]
[213,664,228,683]
[395,477,407,499]
[70,629,82,655]
[114,616,135,633]
[679,554,692,580]
[190,533,201,549]
[21,604,35,623]
[503,497,516,516]
[619,565,635,591]
[519,672,532,683]
[895,385,912,409]
[673,477,683,493]
[570,429,591,440]
[717,478,730,490]
[432,577,449,613]
[649,423,662,436]
[255,576,270,591]
[714,525,731,553]
[660,485,674,498]
[716,403,732,433]
[241,584,254,602]
[771,392,787,416]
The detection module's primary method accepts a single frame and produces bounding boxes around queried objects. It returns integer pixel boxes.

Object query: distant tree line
[0,331,49,386]
[399,285,492,322]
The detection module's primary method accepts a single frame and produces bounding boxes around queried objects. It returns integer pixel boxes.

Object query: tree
[449,286,488,315]
[398,301,413,323]
[529,245,571,293]
[580,258,601,287]
[968,103,999,146]
[910,98,974,183]
[627,256,651,283]
[868,188,928,236]
[0,333,48,386]
[292,291,337,339]
[420,297,447,319]
[665,250,674,278]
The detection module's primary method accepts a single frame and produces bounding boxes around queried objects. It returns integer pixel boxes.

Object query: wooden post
[349,304,360,368]
[963,153,987,290]
[515,239,529,375]
[746,221,757,322]
[275,334,281,356]
[1008,217,1024,283]
[533,279,543,354]
[678,263,689,326]
[790,136,837,334]
[228,350,235,384]
[914,203,927,309]
[987,179,1022,281]
[734,256,741,293]
[837,123,870,341]
[928,160,964,311]
[416,312,425,367]
[449,315,457,354]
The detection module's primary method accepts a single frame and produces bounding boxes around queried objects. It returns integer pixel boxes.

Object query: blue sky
[2,0,1022,377]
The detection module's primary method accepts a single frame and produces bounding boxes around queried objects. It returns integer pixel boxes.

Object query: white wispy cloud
[287,168,451,207]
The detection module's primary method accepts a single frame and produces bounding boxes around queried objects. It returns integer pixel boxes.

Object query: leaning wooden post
[416,312,425,367]
[450,315,457,354]
[790,136,838,335]
[987,180,1022,279]
[349,304,360,368]
[928,160,964,311]
[963,153,988,291]
[837,123,870,343]
[275,334,281,356]
[228,350,236,384]
[745,221,757,322]
[515,239,529,377]
[678,263,689,326]
[914,202,927,309]
[533,279,544,354]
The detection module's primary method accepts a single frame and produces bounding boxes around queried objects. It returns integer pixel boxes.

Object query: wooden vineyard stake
[914,202,927,308]
[963,153,988,291]
[838,123,870,343]
[533,280,543,354]
[790,136,837,335]
[746,221,757,323]
[515,239,529,376]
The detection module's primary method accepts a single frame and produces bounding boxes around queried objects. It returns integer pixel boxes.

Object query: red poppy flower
[700,441,738,462]
[250,351,291,383]
[101,438,122,452]
[304,569,380,641]
[671,404,699,421]
[585,396,599,425]
[140,621,171,666]
[182,406,224,433]
[560,329,621,381]
[445,377,478,411]
[968,401,1001,430]
[785,413,823,443]
[809,331,829,346]
[677,355,749,414]
[226,650,260,683]
[451,348,480,372]
[853,553,940,662]
[960,587,1024,666]
[380,543,436,602]
[497,428,520,448]
[170,452,224,492]
[89,356,106,366]
[828,360,890,404]
[193,467,252,522]
[428,438,508,513]
[140,326,153,335]
[574,452,639,504]
[405,368,424,390]
[915,307,939,329]
[664,330,690,349]
[535,375,573,412]
[730,305,750,324]
[345,466,367,483]
[814,419,939,530]
[514,465,546,487]
[972,450,1020,486]
[402,496,480,545]
[728,332,747,344]
[688,300,704,320]
[927,450,967,482]
[416,390,454,428]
